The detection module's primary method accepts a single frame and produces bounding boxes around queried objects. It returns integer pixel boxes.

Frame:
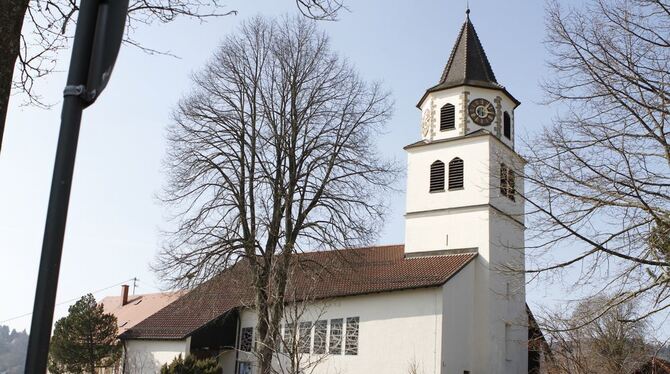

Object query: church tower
[404,10,527,373]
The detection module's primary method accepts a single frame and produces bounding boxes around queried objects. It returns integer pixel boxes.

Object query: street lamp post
[24,0,128,372]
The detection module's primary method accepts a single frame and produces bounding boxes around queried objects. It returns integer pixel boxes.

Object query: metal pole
[24,1,100,372]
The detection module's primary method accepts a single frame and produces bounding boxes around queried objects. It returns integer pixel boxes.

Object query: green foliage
[0,325,28,373]
[48,294,121,374]
[160,354,222,374]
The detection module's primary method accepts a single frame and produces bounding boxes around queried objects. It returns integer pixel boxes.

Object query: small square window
[240,327,253,352]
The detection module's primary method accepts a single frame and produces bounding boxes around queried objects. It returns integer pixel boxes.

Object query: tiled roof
[417,11,520,107]
[101,290,184,334]
[121,245,477,340]
[437,12,498,90]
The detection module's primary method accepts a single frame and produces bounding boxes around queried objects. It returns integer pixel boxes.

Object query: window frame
[329,318,343,355]
[430,160,446,192]
[298,321,312,354]
[448,157,464,190]
[313,320,328,354]
[503,111,512,139]
[440,103,456,131]
[500,163,516,201]
[239,327,254,352]
[345,317,359,355]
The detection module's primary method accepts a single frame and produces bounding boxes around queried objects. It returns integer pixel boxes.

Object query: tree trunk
[0,0,29,156]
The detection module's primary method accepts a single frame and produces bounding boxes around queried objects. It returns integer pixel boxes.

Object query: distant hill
[0,325,28,374]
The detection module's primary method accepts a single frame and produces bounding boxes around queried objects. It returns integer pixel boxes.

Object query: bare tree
[154,15,395,374]
[0,0,346,155]
[523,0,670,329]
[272,271,333,374]
[541,296,651,374]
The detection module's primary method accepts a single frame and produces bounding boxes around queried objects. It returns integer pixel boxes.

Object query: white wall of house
[441,259,475,373]
[124,338,190,373]
[233,287,445,374]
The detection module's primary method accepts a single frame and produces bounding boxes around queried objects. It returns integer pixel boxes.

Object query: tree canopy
[48,294,121,374]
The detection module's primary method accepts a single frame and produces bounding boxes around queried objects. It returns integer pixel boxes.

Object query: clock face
[468,98,496,126]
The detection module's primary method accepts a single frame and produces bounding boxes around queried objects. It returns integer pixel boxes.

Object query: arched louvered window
[448,157,464,190]
[440,103,456,131]
[430,160,445,192]
[503,112,511,139]
[500,163,516,201]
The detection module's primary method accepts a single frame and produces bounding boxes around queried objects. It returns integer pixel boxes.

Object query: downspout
[234,309,241,373]
[434,288,439,374]
[121,340,127,374]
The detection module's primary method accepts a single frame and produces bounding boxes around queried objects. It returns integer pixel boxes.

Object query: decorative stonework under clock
[421,98,436,141]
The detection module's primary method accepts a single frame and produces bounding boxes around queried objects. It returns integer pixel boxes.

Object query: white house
[120,10,543,374]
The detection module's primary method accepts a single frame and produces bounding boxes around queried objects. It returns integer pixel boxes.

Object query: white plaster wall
[236,288,444,374]
[124,339,190,374]
[440,261,475,373]
[405,136,490,242]
[405,208,490,253]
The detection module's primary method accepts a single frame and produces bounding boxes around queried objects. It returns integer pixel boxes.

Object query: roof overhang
[416,80,521,109]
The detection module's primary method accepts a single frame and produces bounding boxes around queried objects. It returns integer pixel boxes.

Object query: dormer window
[448,158,464,190]
[503,112,511,139]
[430,160,445,192]
[440,103,456,131]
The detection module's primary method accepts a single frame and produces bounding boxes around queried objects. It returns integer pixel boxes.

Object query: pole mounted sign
[24,0,128,372]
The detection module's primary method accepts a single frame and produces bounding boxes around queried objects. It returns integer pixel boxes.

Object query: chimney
[121,285,129,306]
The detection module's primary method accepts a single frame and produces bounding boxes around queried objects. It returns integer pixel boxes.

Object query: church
[118,10,543,374]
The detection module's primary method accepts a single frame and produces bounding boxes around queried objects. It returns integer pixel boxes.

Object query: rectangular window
[500,164,515,201]
[283,323,295,354]
[329,318,343,355]
[298,321,312,354]
[240,327,253,352]
[345,317,359,355]
[313,320,328,354]
[238,361,252,374]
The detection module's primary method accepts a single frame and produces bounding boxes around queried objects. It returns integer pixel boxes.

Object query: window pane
[284,323,295,354]
[440,103,456,131]
[345,317,359,355]
[313,320,327,354]
[240,327,253,352]
[503,112,511,139]
[299,321,312,354]
[430,161,445,192]
[238,362,252,374]
[448,158,464,190]
[329,318,343,355]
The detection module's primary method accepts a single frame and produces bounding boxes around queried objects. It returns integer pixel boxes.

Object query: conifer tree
[48,294,121,374]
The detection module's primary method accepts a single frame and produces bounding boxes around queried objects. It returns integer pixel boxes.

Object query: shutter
[440,104,456,131]
[430,161,445,192]
[448,158,464,190]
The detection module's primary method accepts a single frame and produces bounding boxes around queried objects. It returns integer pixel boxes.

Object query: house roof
[121,244,477,340]
[417,10,520,108]
[101,290,184,334]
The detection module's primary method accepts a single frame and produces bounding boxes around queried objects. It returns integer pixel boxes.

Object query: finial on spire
[465,1,470,19]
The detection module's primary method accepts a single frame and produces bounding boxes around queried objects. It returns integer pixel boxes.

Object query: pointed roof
[417,10,520,107]
[439,10,498,89]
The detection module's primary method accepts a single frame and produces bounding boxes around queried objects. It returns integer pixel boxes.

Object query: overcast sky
[1,0,558,332]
